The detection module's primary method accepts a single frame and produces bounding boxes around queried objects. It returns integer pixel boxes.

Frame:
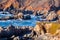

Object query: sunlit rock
[17,12,23,19]
[35,34,50,40]
[57,10,60,22]
[0,0,60,12]
[44,23,52,33]
[40,10,49,19]
[41,10,48,16]
[55,30,60,37]
[0,0,7,4]
[13,36,20,40]
[34,21,44,35]
[57,10,60,16]
[46,11,57,21]
[0,27,3,32]
[28,27,33,30]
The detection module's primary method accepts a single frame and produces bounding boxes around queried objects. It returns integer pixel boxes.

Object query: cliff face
[0,0,60,11]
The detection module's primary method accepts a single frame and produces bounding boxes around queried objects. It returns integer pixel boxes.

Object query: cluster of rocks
[46,11,58,21]
[35,33,60,40]
[0,25,34,40]
[0,12,31,20]
[35,10,59,21]
[0,22,60,40]
[0,10,60,22]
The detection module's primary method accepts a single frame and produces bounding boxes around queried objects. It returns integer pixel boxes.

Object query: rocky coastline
[0,22,60,40]
[0,0,60,40]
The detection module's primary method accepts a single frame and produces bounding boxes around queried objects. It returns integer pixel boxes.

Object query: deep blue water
[0,12,46,27]
[0,15,37,27]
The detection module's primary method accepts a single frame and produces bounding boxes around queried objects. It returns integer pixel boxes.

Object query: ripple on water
[0,19,36,27]
[0,14,46,27]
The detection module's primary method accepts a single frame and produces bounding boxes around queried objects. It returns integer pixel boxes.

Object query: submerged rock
[23,14,31,20]
[0,16,10,20]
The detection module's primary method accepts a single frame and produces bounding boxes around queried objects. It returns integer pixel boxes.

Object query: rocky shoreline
[0,22,60,40]
[0,10,60,40]
[0,10,59,21]
[0,0,60,40]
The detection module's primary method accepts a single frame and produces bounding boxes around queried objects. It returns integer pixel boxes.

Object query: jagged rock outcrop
[0,0,60,11]
[34,22,46,36]
[46,11,57,21]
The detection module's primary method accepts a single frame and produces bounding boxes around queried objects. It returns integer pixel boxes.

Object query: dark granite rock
[23,14,31,20]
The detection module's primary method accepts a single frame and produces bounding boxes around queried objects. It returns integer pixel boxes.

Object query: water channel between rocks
[0,11,50,27]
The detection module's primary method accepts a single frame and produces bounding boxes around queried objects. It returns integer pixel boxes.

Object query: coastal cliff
[0,0,60,11]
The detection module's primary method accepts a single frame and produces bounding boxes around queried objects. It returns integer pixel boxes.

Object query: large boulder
[17,12,23,19]
[46,11,57,21]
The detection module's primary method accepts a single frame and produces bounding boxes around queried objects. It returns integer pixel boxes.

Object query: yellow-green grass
[48,23,60,35]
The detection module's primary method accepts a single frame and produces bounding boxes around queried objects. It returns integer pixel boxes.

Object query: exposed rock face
[0,0,7,4]
[57,10,60,15]
[34,22,45,35]
[17,12,23,19]
[57,10,60,20]
[35,33,60,40]
[0,23,59,40]
[0,27,3,32]
[0,0,60,11]
[44,23,52,33]
[46,11,57,21]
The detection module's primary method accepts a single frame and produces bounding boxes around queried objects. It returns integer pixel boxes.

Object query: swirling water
[0,12,46,27]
